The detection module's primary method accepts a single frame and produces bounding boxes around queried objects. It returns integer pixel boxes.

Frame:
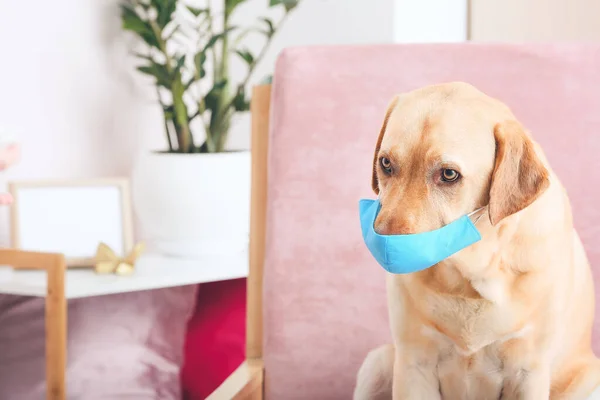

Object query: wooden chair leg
[46,254,67,400]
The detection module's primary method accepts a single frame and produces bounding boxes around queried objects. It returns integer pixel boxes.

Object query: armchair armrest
[0,249,67,400]
[206,360,264,400]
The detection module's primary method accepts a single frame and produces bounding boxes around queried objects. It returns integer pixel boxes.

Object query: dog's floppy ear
[372,96,400,194]
[488,120,550,226]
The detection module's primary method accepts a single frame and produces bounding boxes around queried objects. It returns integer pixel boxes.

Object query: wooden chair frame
[207,84,272,399]
[0,249,67,400]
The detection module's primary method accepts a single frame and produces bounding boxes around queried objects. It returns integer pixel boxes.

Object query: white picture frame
[9,178,134,267]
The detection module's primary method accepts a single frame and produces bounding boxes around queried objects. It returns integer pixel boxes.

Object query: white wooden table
[0,251,249,298]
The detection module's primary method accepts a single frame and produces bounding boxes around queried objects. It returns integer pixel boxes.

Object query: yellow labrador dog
[353,82,600,400]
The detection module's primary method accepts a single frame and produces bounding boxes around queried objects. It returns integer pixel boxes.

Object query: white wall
[393,0,468,42]
[0,0,395,245]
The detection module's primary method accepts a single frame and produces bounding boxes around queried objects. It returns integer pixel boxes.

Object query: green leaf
[138,1,151,11]
[269,0,299,11]
[152,0,177,28]
[120,4,150,35]
[233,90,250,112]
[184,77,197,90]
[163,23,180,41]
[136,63,171,88]
[186,6,207,16]
[194,52,207,78]
[203,27,236,52]
[203,34,222,51]
[174,54,186,73]
[163,105,175,122]
[204,80,228,112]
[225,0,245,15]
[260,17,276,37]
[234,49,254,65]
[121,7,159,49]
[139,30,161,49]
[134,52,154,62]
[136,66,154,75]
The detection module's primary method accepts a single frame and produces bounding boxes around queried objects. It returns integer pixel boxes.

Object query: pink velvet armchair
[210,43,600,399]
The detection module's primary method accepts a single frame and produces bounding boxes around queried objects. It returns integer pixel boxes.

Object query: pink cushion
[0,286,195,399]
[262,43,600,399]
[181,278,246,400]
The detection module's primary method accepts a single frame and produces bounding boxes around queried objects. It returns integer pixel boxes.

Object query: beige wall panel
[470,0,600,41]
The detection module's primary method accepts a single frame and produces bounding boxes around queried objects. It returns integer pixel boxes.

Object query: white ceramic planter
[131,150,251,257]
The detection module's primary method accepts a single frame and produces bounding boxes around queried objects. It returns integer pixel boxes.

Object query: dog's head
[372,82,550,235]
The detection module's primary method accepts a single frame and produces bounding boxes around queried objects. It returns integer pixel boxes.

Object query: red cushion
[181,278,246,399]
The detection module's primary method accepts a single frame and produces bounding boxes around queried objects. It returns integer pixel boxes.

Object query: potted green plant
[121,0,298,256]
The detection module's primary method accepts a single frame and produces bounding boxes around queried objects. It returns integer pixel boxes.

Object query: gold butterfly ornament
[94,242,145,276]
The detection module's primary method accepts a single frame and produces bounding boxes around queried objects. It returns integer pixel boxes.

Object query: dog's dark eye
[441,168,460,182]
[380,157,392,173]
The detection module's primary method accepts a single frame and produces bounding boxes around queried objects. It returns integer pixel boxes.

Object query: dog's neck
[416,176,568,305]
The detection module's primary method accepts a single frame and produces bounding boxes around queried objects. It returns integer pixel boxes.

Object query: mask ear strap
[467,206,487,225]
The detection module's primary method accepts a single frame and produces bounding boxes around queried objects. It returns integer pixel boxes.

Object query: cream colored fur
[354,82,600,400]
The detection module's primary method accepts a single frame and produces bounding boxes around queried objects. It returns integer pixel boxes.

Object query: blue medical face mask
[359,198,485,274]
